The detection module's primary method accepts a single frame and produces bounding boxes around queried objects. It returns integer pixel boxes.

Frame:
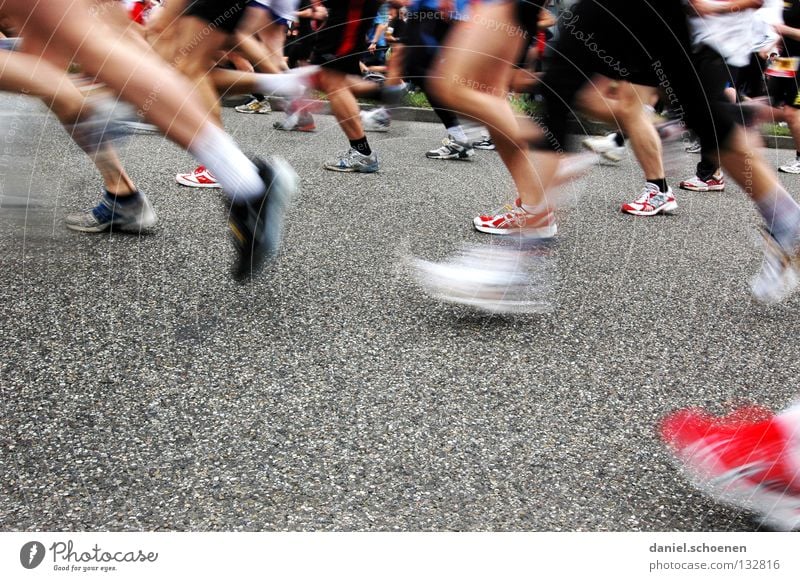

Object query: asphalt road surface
[2,96,799,531]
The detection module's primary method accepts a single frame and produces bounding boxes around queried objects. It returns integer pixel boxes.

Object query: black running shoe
[228,157,297,281]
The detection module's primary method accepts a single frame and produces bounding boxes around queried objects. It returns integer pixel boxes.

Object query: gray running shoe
[65,191,156,233]
[323,148,379,173]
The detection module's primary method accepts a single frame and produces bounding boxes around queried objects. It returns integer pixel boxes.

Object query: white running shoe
[582,133,626,162]
[360,107,391,132]
[779,159,800,174]
[751,230,800,304]
[176,166,221,188]
[411,242,555,314]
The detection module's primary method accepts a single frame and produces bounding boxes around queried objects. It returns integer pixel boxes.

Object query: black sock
[796,151,800,160]
[105,189,139,204]
[613,132,625,147]
[350,137,371,156]
[253,93,266,101]
[647,178,668,192]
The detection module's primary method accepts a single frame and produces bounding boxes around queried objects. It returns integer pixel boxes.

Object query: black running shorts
[532,0,737,154]
[767,75,800,109]
[185,0,248,34]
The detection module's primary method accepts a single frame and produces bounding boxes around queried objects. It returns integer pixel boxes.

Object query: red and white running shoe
[175,166,221,189]
[621,183,677,216]
[661,406,800,531]
[679,173,725,192]
[473,200,556,238]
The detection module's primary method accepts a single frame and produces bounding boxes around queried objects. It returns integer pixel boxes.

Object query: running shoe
[472,136,496,150]
[323,148,379,173]
[176,165,221,188]
[228,157,298,280]
[620,184,677,216]
[235,97,272,114]
[750,229,800,304]
[582,133,626,162]
[361,107,391,132]
[273,111,316,132]
[411,242,555,314]
[685,140,702,154]
[661,407,800,531]
[779,159,800,174]
[65,191,156,233]
[473,201,557,238]
[426,136,475,160]
[679,173,725,192]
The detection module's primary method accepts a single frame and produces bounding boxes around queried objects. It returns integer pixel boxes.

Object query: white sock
[447,125,468,144]
[188,124,263,201]
[252,66,319,97]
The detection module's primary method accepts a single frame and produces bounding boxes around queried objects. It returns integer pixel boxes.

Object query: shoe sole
[473,222,557,238]
[260,157,298,259]
[236,110,271,114]
[779,167,800,174]
[621,201,678,216]
[473,144,496,150]
[273,124,316,132]
[175,175,221,188]
[425,153,473,160]
[679,183,725,192]
[364,126,391,132]
[323,164,379,173]
[230,157,298,280]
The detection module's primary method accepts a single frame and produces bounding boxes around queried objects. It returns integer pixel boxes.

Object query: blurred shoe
[273,111,316,132]
[228,157,298,280]
[582,133,626,162]
[176,165,221,188]
[621,184,677,216]
[323,148,379,173]
[685,140,702,154]
[235,97,272,114]
[426,136,474,160]
[473,201,556,238]
[412,242,555,314]
[65,190,156,233]
[361,107,391,132]
[779,159,800,174]
[472,136,496,150]
[679,172,725,192]
[661,407,800,531]
[750,229,800,304]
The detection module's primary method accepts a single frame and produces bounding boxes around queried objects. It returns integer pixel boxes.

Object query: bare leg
[0,49,135,195]
[317,69,365,140]
[431,2,543,206]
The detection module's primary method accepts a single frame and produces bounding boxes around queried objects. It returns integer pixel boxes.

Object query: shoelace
[633,186,658,204]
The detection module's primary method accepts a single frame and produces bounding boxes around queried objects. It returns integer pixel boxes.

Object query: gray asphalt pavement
[2,97,800,532]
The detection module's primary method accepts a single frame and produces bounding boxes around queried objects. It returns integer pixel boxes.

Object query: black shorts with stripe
[310,0,380,75]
